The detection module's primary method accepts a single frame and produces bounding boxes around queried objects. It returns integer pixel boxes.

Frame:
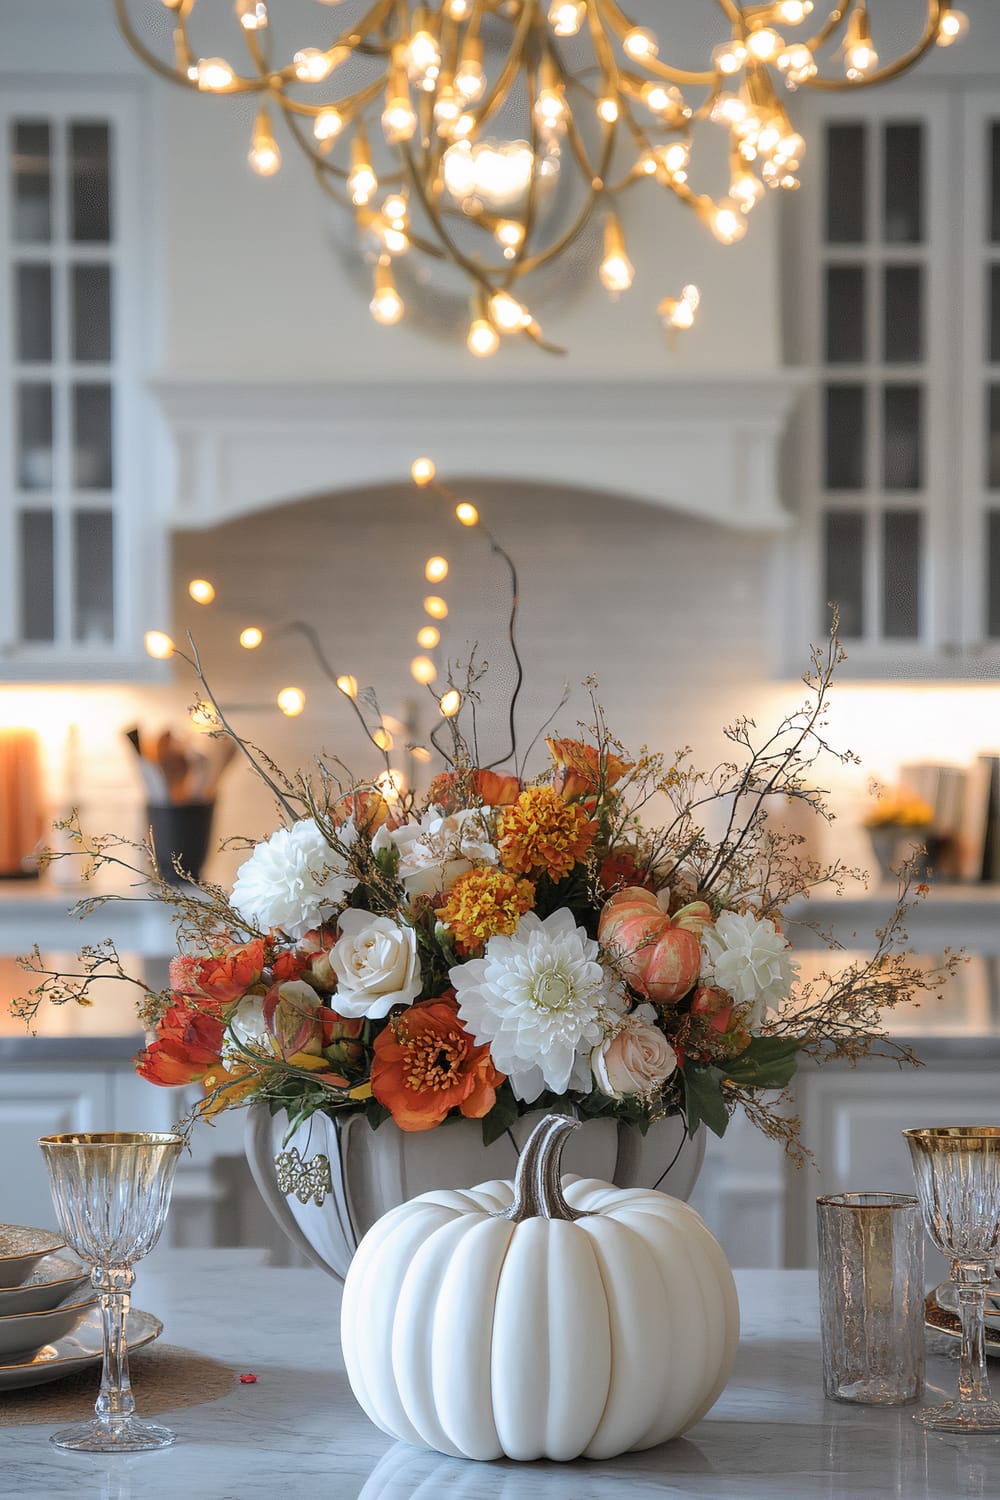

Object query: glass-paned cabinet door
[785,93,952,668]
[0,91,149,673]
[967,102,1000,653]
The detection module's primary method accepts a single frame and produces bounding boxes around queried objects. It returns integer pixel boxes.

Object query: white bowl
[0,1255,89,1316]
[0,1226,65,1290]
[0,1294,97,1363]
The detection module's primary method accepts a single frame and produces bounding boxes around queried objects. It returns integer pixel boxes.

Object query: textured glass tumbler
[38,1131,182,1453]
[905,1126,1000,1433]
[817,1192,925,1405]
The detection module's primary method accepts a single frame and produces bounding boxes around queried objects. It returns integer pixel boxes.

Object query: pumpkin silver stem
[500,1114,590,1223]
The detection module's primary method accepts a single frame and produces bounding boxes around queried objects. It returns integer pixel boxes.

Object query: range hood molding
[150,374,808,532]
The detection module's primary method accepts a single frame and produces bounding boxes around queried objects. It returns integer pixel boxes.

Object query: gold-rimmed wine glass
[38,1131,182,1452]
[904,1126,1000,1433]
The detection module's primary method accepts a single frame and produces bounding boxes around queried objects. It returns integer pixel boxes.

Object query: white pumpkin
[341,1114,739,1462]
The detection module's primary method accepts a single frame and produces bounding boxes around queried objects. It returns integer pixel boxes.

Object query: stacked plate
[0,1225,162,1391]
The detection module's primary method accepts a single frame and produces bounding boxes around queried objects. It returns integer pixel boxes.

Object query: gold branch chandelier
[116,1,966,354]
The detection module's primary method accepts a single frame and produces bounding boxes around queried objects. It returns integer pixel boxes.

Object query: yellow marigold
[497,785,597,882]
[436,867,535,955]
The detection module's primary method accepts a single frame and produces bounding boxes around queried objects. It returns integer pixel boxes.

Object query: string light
[118,0,963,353]
[411,456,435,486]
[439,688,461,717]
[376,768,405,797]
[372,726,394,751]
[144,630,175,658]
[455,502,478,526]
[239,626,263,648]
[417,625,440,648]
[336,674,358,698]
[277,686,306,716]
[423,596,448,619]
[410,655,438,684]
[188,579,216,604]
[424,556,448,583]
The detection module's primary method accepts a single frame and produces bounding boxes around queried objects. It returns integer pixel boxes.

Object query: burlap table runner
[0,1343,238,1424]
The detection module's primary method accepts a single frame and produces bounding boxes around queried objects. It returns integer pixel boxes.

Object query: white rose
[224,993,268,1064]
[591,1003,677,1099]
[373,807,498,900]
[329,909,422,1019]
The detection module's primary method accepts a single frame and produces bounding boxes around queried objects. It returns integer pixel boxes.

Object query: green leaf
[480,1083,520,1147]
[364,1099,392,1131]
[682,1064,729,1139]
[722,1036,801,1091]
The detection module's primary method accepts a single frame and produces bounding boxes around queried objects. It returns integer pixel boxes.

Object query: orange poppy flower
[371,997,504,1132]
[196,939,266,1005]
[426,768,521,813]
[135,1000,224,1086]
[547,737,633,802]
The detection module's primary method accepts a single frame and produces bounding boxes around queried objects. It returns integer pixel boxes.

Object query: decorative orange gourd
[598,887,711,1004]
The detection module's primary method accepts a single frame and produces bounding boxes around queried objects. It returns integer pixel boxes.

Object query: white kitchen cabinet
[0,1069,112,1227]
[0,85,167,681]
[784,86,1000,678]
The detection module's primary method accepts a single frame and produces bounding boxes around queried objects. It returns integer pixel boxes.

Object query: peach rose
[591,1003,677,1099]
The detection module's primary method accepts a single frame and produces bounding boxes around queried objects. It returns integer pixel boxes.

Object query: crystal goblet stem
[904,1126,1000,1433]
[38,1131,182,1453]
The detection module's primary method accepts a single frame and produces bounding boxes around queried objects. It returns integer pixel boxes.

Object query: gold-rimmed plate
[925,1290,1000,1356]
[0,1226,65,1290]
[0,1306,163,1391]
[0,1254,89,1316]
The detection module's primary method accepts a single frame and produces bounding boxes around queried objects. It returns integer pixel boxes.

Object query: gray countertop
[1,1253,991,1500]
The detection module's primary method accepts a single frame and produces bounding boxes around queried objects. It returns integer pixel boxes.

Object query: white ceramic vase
[244,1104,706,1281]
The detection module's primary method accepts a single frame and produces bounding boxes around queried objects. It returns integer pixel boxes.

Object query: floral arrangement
[13,462,957,1158]
[15,626,958,1161]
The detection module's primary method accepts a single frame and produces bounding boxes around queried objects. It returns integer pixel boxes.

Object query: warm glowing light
[313,108,344,142]
[383,192,408,223]
[248,107,281,176]
[596,97,619,124]
[405,29,441,90]
[369,261,404,325]
[777,0,812,21]
[936,8,969,44]
[660,141,690,175]
[424,556,449,583]
[144,630,175,659]
[443,140,536,210]
[712,41,746,74]
[424,595,449,619]
[455,52,486,104]
[447,0,471,19]
[417,625,440,649]
[439,689,462,717]
[349,129,377,205]
[411,745,432,763]
[641,82,675,115]
[708,199,748,243]
[376,768,405,797]
[467,317,500,358]
[410,655,438,684]
[599,214,634,294]
[548,0,585,36]
[411,457,436,486]
[382,94,418,146]
[747,28,783,62]
[336,674,358,699]
[494,220,525,257]
[196,58,235,91]
[455,502,478,526]
[277,687,306,717]
[372,726,394,751]
[658,283,700,331]
[623,27,657,61]
[488,291,530,332]
[189,701,221,731]
[294,48,334,82]
[235,0,268,29]
[187,578,216,605]
[239,626,263,649]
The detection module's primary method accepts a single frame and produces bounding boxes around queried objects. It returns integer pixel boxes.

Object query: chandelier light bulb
[596,96,619,124]
[277,687,306,717]
[424,595,449,619]
[548,0,586,37]
[433,85,463,131]
[405,23,441,91]
[712,40,746,75]
[187,578,216,605]
[747,28,783,63]
[623,27,658,62]
[488,290,530,332]
[455,42,486,103]
[534,88,568,131]
[661,141,690,175]
[424,556,449,583]
[235,0,268,29]
[380,221,409,255]
[844,2,878,78]
[239,626,263,649]
[467,317,500,357]
[641,82,674,115]
[709,198,749,243]
[777,44,817,84]
[196,57,235,91]
[599,214,634,294]
[248,107,281,176]
[410,655,438,685]
[382,193,408,225]
[144,630,175,659]
[336,674,358,699]
[455,502,479,526]
[349,129,378,205]
[313,108,345,143]
[777,0,812,21]
[447,0,471,18]
[411,456,436,486]
[382,95,418,143]
[936,9,969,45]
[494,220,525,257]
[369,261,404,325]
[417,625,440,648]
[439,689,462,718]
[730,169,765,212]
[294,47,334,82]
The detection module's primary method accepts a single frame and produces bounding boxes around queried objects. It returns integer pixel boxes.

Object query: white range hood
[151,373,806,532]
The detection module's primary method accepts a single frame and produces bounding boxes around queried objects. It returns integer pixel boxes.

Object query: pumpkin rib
[431,1215,515,1460]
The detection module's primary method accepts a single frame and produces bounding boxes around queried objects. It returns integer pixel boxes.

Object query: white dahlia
[700,909,798,1030]
[230,817,357,940]
[451,907,615,1102]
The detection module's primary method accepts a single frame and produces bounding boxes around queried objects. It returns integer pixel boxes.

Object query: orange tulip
[135,1000,224,1086]
[196,939,266,1005]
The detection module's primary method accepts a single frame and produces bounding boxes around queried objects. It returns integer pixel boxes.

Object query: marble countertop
[4,1253,997,1500]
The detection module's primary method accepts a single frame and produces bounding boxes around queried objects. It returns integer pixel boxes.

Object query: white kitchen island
[1,1254,993,1500]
